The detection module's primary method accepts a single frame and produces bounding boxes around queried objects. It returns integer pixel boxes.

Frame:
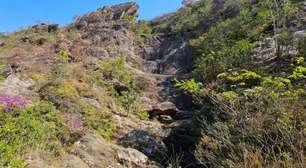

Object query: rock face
[75,2,139,30]
[73,2,144,68]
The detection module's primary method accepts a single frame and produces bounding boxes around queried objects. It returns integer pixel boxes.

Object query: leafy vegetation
[40,80,116,139]
[0,101,72,167]
[56,49,70,63]
[134,21,153,39]
[172,0,306,167]
[175,79,203,94]
[99,57,132,84]
[137,110,150,120]
[0,61,5,81]
[121,12,137,24]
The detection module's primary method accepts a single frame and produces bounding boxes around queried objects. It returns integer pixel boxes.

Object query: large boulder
[118,130,167,163]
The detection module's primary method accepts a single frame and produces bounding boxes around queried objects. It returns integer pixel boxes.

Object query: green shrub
[0,61,4,81]
[82,103,116,139]
[40,81,116,139]
[56,49,69,63]
[262,77,291,91]
[191,17,255,80]
[175,79,202,94]
[50,82,79,101]
[134,21,153,39]
[99,57,133,84]
[170,0,213,34]
[294,56,305,65]
[0,101,71,167]
[289,66,306,80]
[193,86,305,167]
[117,91,137,111]
[98,58,140,112]
[217,69,262,89]
[137,111,150,120]
[215,91,239,104]
[44,59,68,81]
[121,13,136,24]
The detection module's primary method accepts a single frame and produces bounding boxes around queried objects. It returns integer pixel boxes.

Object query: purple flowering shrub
[0,95,27,112]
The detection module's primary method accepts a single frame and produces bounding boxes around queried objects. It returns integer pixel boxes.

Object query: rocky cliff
[0,1,305,168]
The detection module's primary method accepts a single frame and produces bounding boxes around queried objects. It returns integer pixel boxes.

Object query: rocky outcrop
[32,23,59,33]
[75,2,139,30]
[0,74,35,96]
[72,2,144,68]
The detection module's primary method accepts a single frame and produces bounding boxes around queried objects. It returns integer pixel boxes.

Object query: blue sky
[0,0,182,33]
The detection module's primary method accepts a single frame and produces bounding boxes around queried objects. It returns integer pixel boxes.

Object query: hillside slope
[0,0,305,168]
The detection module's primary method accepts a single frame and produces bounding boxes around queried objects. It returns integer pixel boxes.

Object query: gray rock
[0,74,35,96]
[302,2,306,11]
[253,37,277,61]
[294,30,306,39]
[85,47,109,59]
[20,36,30,43]
[119,130,167,162]
[117,148,148,166]
[0,42,5,47]
[81,97,101,109]
[2,64,13,78]
[32,23,59,33]
[62,155,90,168]
[47,24,59,32]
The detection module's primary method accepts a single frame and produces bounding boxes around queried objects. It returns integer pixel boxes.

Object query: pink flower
[0,95,27,112]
